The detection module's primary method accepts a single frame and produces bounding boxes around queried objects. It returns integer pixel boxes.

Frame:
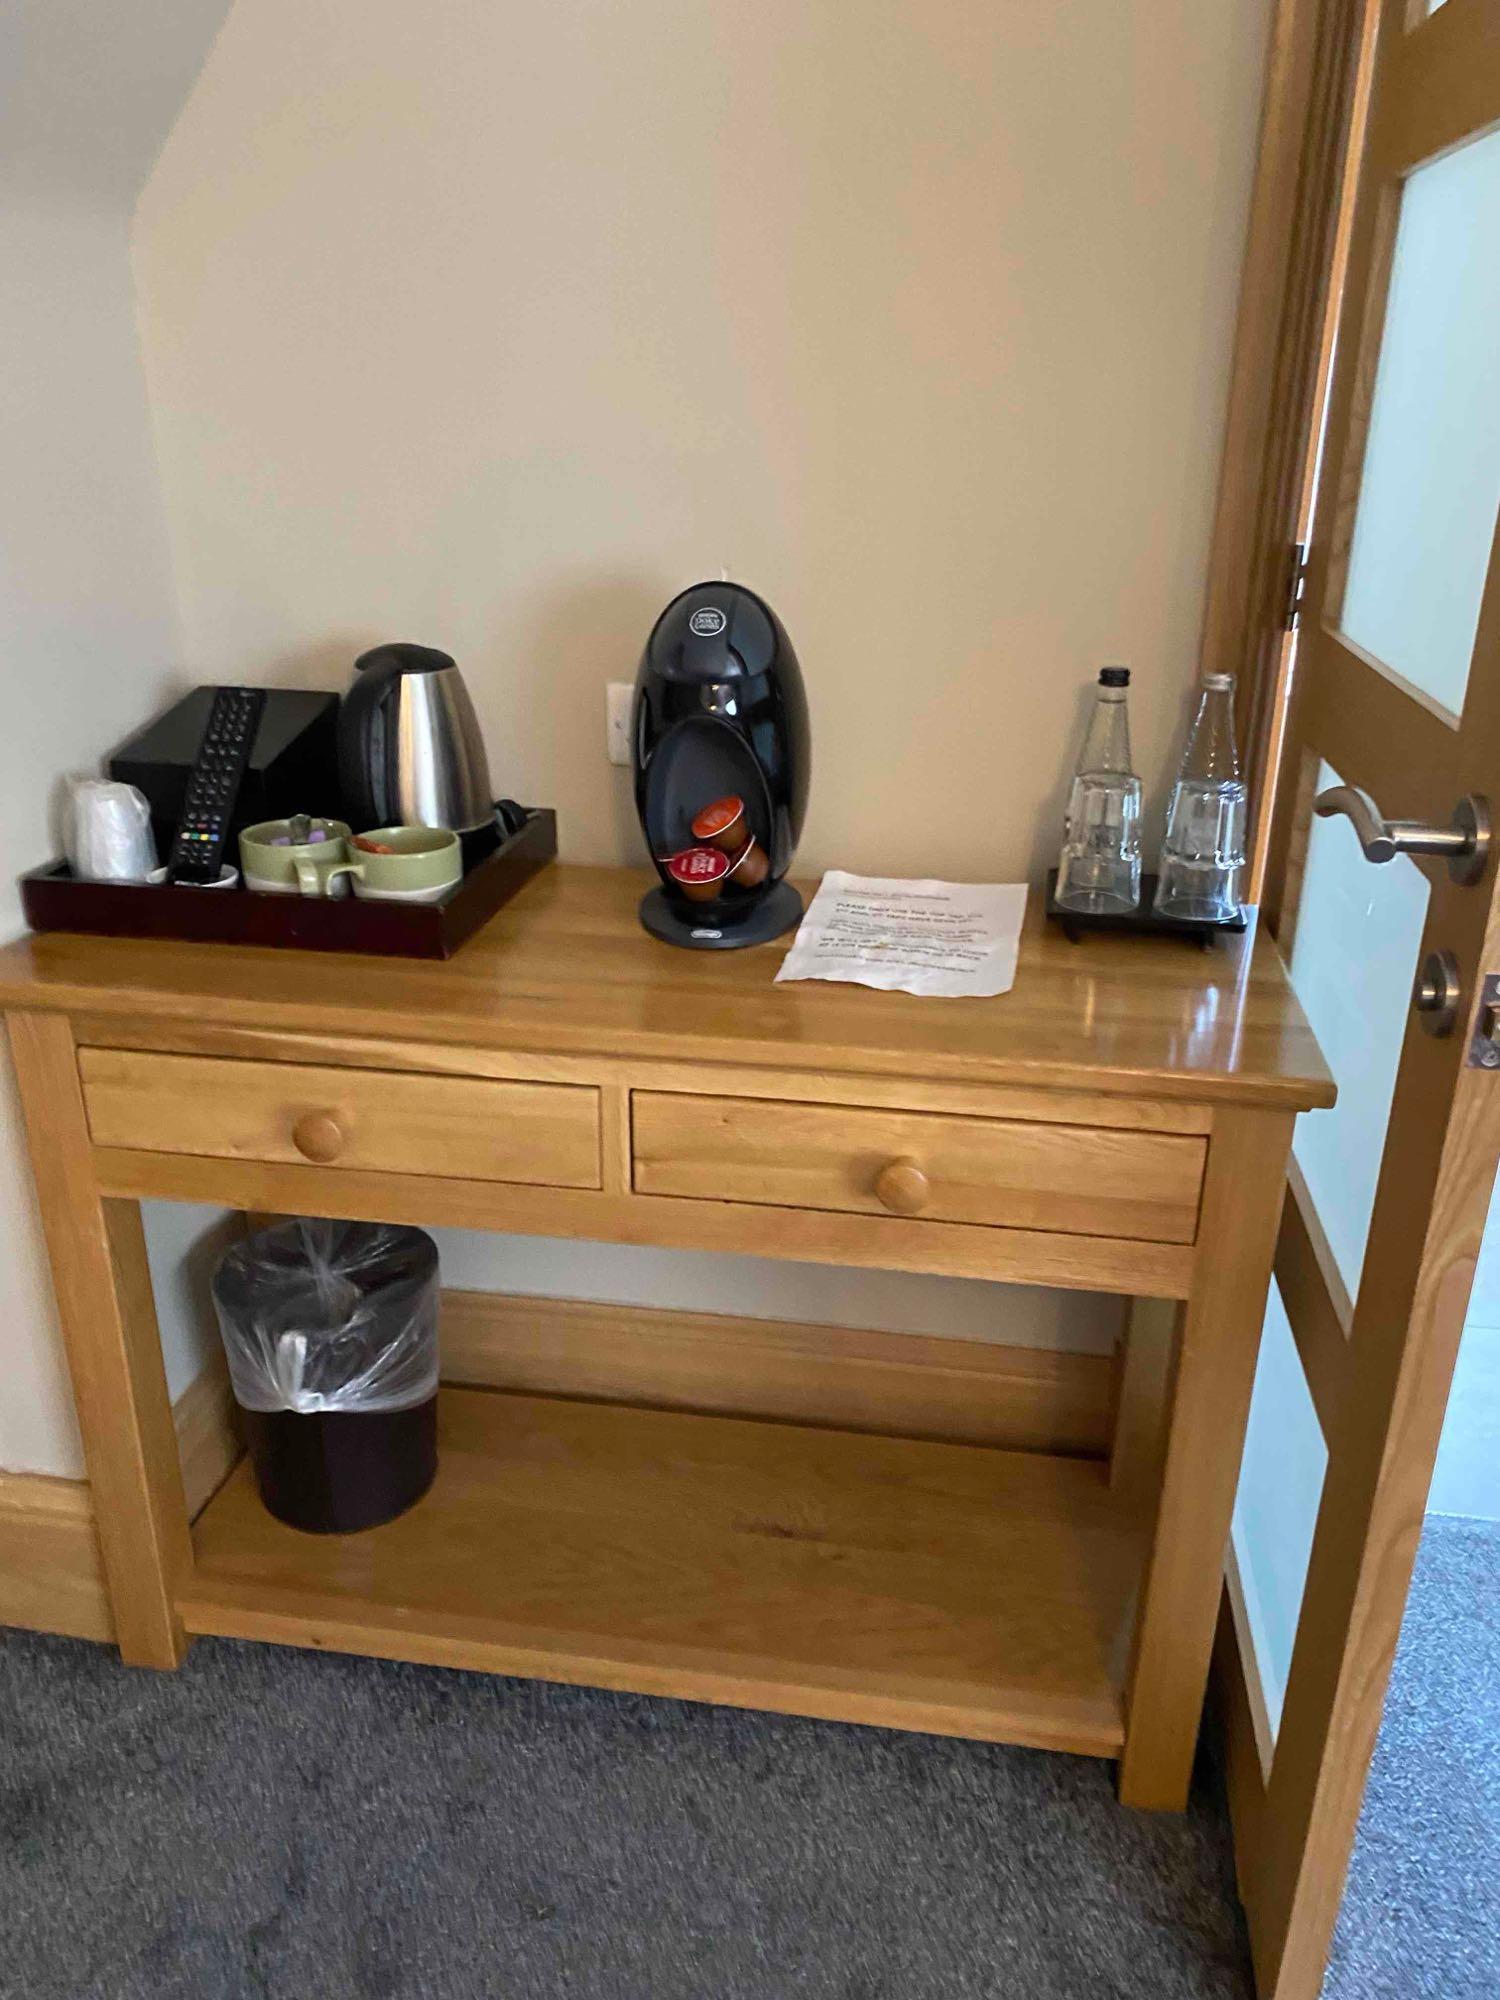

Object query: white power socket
[605,682,633,766]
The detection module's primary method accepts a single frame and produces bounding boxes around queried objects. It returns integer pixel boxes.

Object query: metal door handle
[1313,786,1491,885]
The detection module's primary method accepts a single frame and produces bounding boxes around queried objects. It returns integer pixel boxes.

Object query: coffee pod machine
[632,582,810,949]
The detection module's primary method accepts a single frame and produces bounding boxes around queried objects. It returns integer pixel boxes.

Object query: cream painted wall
[128,0,1273,1364]
[0,0,233,1475]
[433,1232,1122,1355]
[0,202,226,1473]
[134,0,1272,883]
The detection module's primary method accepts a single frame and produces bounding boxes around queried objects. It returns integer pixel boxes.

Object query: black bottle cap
[1098,666,1130,687]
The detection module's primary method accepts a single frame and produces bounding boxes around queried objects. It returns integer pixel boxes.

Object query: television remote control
[165,686,267,885]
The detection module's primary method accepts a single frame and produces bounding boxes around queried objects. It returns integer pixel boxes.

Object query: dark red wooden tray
[19,808,556,960]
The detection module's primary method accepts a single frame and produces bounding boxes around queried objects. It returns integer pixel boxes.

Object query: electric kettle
[338,644,494,833]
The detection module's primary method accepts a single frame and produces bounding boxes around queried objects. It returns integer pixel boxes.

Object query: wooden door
[1221,2,1500,1994]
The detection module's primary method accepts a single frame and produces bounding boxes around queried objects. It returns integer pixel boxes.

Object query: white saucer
[352,879,458,904]
[244,873,349,898]
[149,865,239,889]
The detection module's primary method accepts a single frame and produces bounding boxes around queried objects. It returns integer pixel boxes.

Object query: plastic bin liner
[211,1218,439,1415]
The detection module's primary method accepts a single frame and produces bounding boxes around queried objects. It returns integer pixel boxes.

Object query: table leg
[7,1012,191,1667]
[1118,1106,1293,1810]
[1109,1296,1179,1509]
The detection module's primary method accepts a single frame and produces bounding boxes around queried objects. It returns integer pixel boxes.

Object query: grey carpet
[1324,1514,1500,2000]
[0,1627,1254,2000]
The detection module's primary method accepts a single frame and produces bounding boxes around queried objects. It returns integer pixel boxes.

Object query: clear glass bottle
[1054,667,1142,915]
[1154,672,1247,923]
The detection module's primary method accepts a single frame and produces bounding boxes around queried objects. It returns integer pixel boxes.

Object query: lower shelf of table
[181,1386,1144,1757]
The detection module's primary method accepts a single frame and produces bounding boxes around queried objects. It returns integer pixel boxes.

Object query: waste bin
[212,1217,440,1534]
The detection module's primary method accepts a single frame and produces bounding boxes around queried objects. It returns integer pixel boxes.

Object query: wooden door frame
[1200,0,1372,1956]
[1208,0,1500,1993]
[1197,0,1369,898]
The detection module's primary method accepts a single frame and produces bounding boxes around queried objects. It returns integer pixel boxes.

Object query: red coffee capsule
[690,796,747,855]
[665,845,731,902]
[725,837,769,887]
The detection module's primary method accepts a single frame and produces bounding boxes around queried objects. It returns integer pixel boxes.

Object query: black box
[109,687,342,854]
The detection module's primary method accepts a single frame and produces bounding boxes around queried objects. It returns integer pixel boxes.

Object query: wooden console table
[0,866,1331,1811]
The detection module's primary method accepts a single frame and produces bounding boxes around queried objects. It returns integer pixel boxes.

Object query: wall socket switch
[606,682,633,766]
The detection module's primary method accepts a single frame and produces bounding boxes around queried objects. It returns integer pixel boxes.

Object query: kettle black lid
[354,642,456,676]
[645,583,780,685]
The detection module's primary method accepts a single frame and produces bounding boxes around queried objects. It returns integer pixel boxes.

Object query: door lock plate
[1413,950,1461,1037]
[1468,972,1500,1069]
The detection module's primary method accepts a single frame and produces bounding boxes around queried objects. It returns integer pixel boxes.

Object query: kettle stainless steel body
[338,644,494,832]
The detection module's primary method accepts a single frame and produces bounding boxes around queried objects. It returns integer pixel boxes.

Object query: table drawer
[80,1049,601,1189]
[633,1092,1205,1244]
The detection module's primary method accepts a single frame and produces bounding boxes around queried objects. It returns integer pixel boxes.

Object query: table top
[0,866,1335,1109]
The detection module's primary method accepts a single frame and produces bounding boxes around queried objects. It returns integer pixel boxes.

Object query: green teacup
[239,819,353,897]
[337,826,462,904]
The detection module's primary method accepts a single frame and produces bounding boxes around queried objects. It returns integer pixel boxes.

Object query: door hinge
[1283,540,1309,631]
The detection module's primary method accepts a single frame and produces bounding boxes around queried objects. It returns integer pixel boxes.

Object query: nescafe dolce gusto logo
[689,606,727,637]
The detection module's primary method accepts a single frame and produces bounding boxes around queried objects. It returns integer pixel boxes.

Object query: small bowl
[344,824,462,902]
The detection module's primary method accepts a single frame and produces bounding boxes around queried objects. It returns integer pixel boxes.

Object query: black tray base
[1045,869,1246,945]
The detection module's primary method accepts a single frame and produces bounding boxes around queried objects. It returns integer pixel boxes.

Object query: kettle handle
[339,643,454,826]
[338,650,405,827]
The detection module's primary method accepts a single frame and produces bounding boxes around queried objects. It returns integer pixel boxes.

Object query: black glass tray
[1045,869,1247,945]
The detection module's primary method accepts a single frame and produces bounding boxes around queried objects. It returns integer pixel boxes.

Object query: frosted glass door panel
[1231,1278,1328,1742]
[1290,763,1429,1304]
[1339,125,1500,718]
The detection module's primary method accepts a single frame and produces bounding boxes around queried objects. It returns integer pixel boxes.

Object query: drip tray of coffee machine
[641,879,803,950]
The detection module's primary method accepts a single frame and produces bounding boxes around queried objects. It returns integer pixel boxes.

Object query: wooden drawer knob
[873,1157,930,1215]
[291,1111,345,1164]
